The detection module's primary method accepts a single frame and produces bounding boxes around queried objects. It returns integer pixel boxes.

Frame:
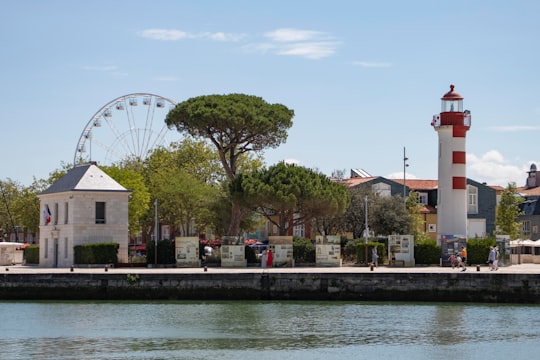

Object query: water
[1,301,539,360]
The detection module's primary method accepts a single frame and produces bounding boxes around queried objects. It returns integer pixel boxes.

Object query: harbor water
[1,300,539,359]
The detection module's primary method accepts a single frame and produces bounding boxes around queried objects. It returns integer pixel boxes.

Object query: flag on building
[44,205,51,225]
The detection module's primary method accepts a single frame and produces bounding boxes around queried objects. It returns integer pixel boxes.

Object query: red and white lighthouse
[431,85,471,243]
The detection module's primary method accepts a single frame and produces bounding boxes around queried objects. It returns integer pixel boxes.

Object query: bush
[74,242,119,264]
[467,237,496,265]
[146,240,175,265]
[353,240,384,264]
[293,236,315,263]
[414,239,440,265]
[25,245,39,264]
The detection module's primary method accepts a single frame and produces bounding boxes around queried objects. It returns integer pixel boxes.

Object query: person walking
[487,246,496,271]
[493,246,500,270]
[267,249,273,268]
[261,248,268,268]
[371,247,378,267]
[459,246,468,272]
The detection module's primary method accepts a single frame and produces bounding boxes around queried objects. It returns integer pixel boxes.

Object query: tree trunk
[227,201,243,236]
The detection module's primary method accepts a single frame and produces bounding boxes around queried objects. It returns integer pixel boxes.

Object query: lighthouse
[431,85,471,244]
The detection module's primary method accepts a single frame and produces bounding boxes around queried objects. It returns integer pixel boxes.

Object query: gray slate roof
[41,164,129,194]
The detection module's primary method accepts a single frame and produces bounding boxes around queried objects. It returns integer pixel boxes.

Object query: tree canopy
[235,162,349,236]
[496,182,524,239]
[165,93,294,235]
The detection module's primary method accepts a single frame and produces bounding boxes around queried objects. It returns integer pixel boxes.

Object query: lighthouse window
[467,185,478,214]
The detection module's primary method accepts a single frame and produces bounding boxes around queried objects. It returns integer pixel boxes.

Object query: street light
[154,199,158,266]
[403,146,409,206]
[364,194,369,266]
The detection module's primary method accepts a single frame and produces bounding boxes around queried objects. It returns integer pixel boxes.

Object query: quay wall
[1,272,539,303]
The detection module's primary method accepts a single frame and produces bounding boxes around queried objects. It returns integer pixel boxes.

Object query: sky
[1,0,540,188]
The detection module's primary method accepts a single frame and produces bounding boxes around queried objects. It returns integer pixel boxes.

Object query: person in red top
[267,249,273,268]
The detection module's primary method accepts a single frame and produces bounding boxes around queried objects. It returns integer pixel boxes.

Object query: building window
[293,224,305,237]
[64,202,69,224]
[428,224,436,233]
[533,225,538,235]
[522,220,531,237]
[96,202,106,224]
[467,185,478,214]
[418,192,428,205]
[372,182,391,197]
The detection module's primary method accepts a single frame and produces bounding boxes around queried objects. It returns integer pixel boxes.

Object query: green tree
[496,182,524,239]
[102,165,150,237]
[143,139,226,238]
[165,93,294,235]
[406,190,429,241]
[235,162,349,236]
[343,186,410,238]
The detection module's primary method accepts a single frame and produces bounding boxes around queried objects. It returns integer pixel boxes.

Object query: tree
[143,139,225,238]
[496,182,524,239]
[165,94,294,235]
[235,162,349,236]
[343,186,410,238]
[102,165,150,237]
[406,190,429,241]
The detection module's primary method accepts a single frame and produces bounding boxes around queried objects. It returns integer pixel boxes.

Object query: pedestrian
[487,246,496,270]
[267,249,273,268]
[449,253,458,269]
[493,246,499,270]
[459,246,467,272]
[261,248,268,268]
[371,247,378,267]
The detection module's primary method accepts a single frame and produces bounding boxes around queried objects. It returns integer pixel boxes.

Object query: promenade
[4,263,540,274]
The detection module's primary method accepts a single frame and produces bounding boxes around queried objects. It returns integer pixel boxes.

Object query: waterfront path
[5,263,540,275]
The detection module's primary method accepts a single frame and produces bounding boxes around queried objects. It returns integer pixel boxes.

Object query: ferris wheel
[74,93,178,166]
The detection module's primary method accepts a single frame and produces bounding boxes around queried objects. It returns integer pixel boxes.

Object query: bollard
[476,265,480,272]
[204,266,208,272]
[70,266,74,272]
[104,266,108,272]
[370,263,374,271]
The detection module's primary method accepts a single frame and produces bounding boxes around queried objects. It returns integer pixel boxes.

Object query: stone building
[38,163,131,267]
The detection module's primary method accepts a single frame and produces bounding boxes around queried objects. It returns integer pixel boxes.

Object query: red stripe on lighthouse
[452,176,467,190]
[453,126,468,137]
[453,151,466,164]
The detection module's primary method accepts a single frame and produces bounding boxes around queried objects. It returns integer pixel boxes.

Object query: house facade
[38,164,131,267]
[517,164,540,240]
[344,174,497,240]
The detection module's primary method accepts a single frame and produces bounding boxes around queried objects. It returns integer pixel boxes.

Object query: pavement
[4,263,540,275]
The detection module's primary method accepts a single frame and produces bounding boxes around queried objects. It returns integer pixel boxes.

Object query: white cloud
[247,28,339,59]
[283,158,300,166]
[276,42,338,59]
[386,172,417,180]
[139,28,245,42]
[467,150,537,186]
[264,28,325,42]
[352,61,392,68]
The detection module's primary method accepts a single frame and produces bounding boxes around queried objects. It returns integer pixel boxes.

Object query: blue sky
[2,0,540,187]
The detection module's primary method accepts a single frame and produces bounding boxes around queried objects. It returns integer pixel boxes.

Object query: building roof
[40,164,129,194]
[518,186,540,196]
[391,179,438,191]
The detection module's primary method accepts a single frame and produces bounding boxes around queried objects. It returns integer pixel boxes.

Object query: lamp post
[154,199,158,266]
[364,194,369,266]
[403,146,409,207]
